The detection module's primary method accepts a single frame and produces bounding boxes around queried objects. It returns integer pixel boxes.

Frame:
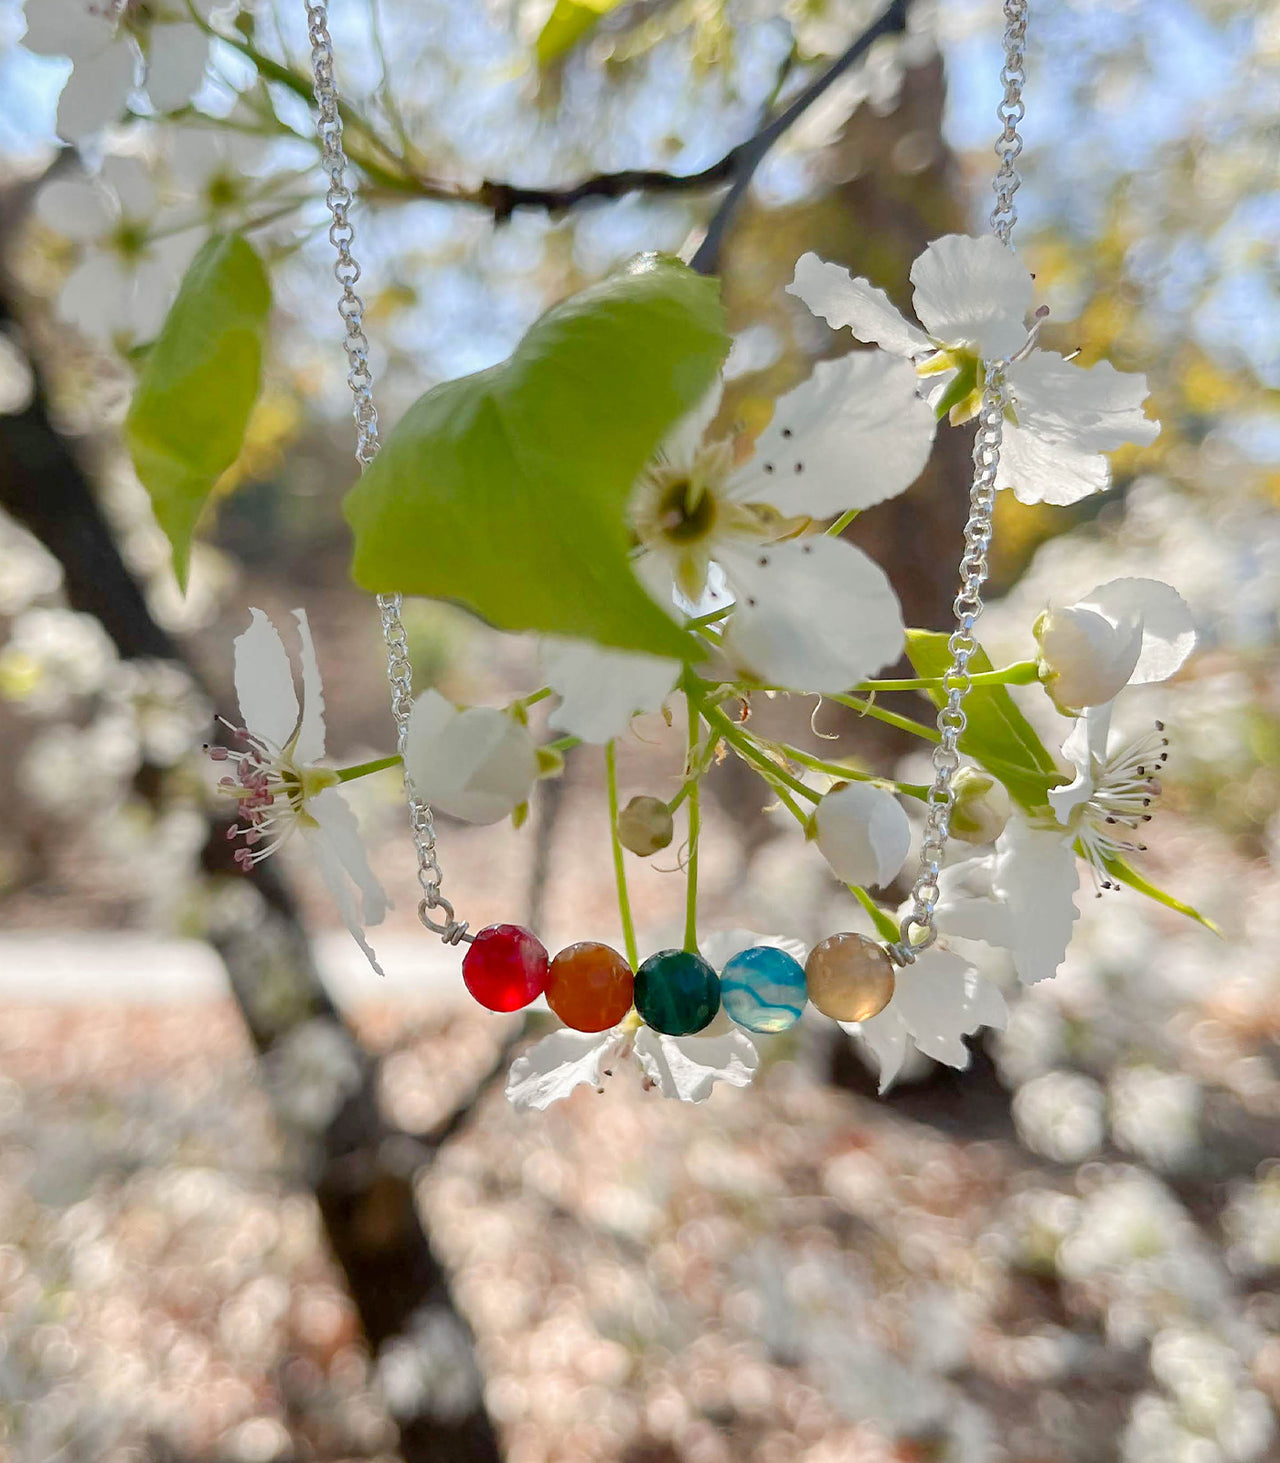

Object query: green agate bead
[634,948,720,1036]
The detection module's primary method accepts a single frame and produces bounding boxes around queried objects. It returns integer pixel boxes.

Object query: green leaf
[851,885,901,943]
[536,0,625,66]
[124,233,270,590]
[1101,854,1222,936]
[344,255,727,661]
[905,629,1060,811]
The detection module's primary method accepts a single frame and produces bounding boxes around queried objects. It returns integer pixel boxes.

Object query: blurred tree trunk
[0,201,505,1461]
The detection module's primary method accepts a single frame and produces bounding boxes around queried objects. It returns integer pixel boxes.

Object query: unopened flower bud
[1034,605,1141,715]
[812,780,910,889]
[617,795,674,856]
[948,767,1011,845]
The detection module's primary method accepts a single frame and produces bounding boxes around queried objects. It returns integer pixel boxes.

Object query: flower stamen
[1075,721,1169,893]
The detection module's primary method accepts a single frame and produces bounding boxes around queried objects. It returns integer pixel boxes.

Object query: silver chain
[303,1,469,945]
[989,0,1027,244]
[891,0,1027,965]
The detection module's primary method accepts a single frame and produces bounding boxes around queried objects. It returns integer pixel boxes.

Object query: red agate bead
[462,924,549,1012]
[546,942,634,1032]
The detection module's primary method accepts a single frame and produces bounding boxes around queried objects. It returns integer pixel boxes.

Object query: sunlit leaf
[344,255,727,660]
[906,629,1059,810]
[1102,854,1222,936]
[124,233,270,590]
[536,0,626,66]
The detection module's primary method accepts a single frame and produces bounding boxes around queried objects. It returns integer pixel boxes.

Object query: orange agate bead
[546,941,635,1032]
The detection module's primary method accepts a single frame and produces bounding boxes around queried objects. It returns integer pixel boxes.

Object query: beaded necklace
[300,0,1030,1042]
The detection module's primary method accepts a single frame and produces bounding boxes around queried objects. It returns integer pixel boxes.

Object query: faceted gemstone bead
[462,924,549,1012]
[634,948,720,1036]
[720,946,807,1034]
[804,932,895,1023]
[545,941,635,1033]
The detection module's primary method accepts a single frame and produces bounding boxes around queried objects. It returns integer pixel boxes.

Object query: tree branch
[478,0,912,239]
[691,0,911,273]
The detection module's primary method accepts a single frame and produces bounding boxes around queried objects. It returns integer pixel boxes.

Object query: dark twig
[479,0,912,234]
[691,0,911,273]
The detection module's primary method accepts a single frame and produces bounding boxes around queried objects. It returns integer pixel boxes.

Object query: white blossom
[1035,576,1196,714]
[936,814,1082,986]
[630,347,935,692]
[505,1018,759,1110]
[1012,1070,1107,1163]
[0,606,117,713]
[22,0,215,141]
[36,155,201,345]
[846,946,1008,1093]
[789,234,1159,505]
[1109,1065,1202,1171]
[215,607,389,974]
[403,691,537,825]
[812,780,911,888]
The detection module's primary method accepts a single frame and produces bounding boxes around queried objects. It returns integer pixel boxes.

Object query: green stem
[605,741,639,970]
[685,606,732,630]
[683,696,701,955]
[855,660,1039,692]
[851,885,901,943]
[774,742,929,800]
[697,697,821,804]
[826,508,860,537]
[826,692,944,744]
[543,735,580,755]
[335,753,401,782]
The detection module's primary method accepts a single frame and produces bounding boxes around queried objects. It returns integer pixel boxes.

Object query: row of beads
[461,924,897,1036]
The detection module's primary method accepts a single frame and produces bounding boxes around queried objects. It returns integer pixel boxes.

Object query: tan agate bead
[804,932,895,1023]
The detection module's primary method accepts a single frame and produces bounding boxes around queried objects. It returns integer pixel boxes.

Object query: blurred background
[1,0,1279,1459]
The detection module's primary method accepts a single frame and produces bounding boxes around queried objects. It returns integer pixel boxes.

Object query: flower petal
[291,608,327,763]
[22,0,114,61]
[727,352,936,517]
[991,819,1080,985]
[718,535,904,693]
[1048,703,1113,825]
[844,1005,909,1093]
[787,252,930,358]
[55,40,137,140]
[1036,604,1143,712]
[662,380,724,464]
[631,1027,759,1102]
[404,691,537,824]
[543,638,680,744]
[505,1028,619,1110]
[233,608,300,750]
[995,416,1111,506]
[889,947,1007,1070]
[301,814,385,978]
[1077,578,1195,685]
[144,22,209,112]
[36,178,116,241]
[308,786,388,927]
[909,234,1035,360]
[814,780,912,888]
[1008,352,1160,453]
[101,155,156,220]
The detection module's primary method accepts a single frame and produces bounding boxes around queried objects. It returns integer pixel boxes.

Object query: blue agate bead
[720,945,807,1033]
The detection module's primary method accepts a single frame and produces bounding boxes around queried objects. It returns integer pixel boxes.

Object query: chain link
[891,0,1026,965]
[989,0,1028,244]
[303,1,469,945]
